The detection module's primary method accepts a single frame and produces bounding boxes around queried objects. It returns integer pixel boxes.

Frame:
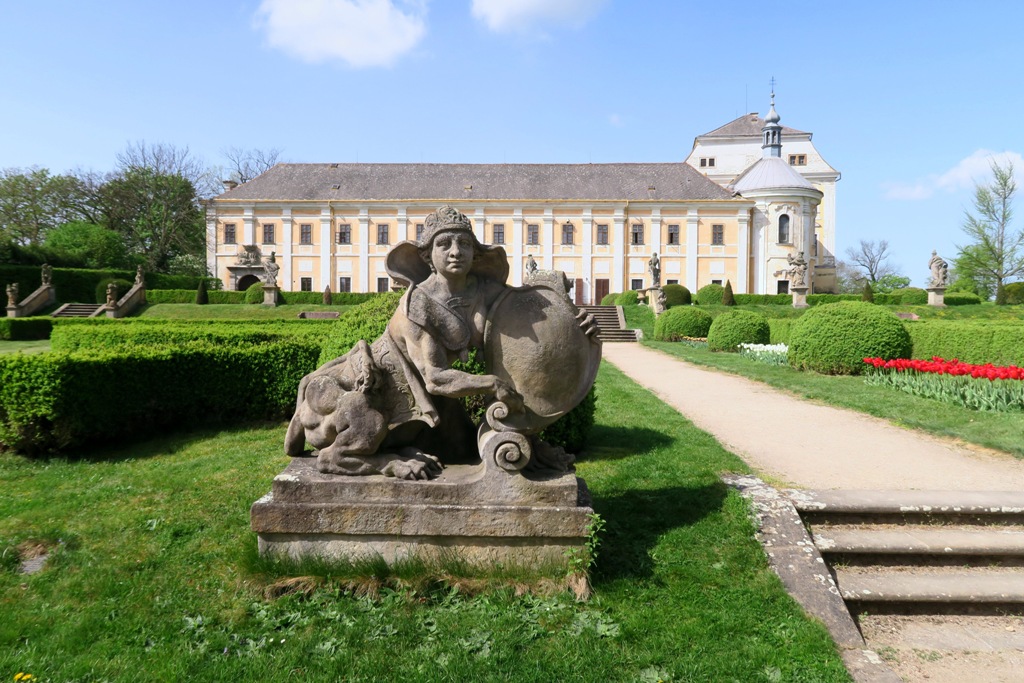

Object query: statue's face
[431,230,474,277]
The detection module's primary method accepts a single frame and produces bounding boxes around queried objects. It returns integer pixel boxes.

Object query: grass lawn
[136,304,355,320]
[0,340,50,355]
[0,363,850,682]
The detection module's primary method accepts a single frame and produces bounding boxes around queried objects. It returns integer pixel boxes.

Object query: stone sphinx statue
[286,206,601,480]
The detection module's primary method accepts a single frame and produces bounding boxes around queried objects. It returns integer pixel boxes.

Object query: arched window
[778,215,790,243]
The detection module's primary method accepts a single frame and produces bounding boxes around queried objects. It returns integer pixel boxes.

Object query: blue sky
[3,0,1024,287]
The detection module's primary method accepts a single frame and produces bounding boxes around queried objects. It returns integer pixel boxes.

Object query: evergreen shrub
[906,320,1024,366]
[600,292,620,305]
[721,280,736,306]
[807,293,861,306]
[0,317,53,341]
[1003,282,1024,305]
[195,279,208,305]
[94,278,133,304]
[768,318,795,345]
[661,283,691,307]
[615,290,640,306]
[245,282,265,304]
[735,293,793,305]
[893,287,927,305]
[50,321,331,353]
[861,282,874,302]
[944,292,982,306]
[695,283,725,306]
[654,307,713,341]
[706,310,770,352]
[0,266,215,304]
[788,302,911,375]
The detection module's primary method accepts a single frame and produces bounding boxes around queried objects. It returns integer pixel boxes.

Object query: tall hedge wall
[0,265,217,304]
[0,339,321,454]
[906,321,1024,365]
[50,321,331,353]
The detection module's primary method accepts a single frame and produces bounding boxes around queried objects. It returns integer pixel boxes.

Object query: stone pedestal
[262,285,280,306]
[791,286,809,309]
[5,305,19,318]
[251,457,593,567]
[927,287,946,307]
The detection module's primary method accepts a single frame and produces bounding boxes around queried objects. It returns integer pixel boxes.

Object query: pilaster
[736,210,750,294]
[358,208,370,293]
[243,207,255,245]
[542,208,554,270]
[281,209,293,290]
[512,209,523,286]
[320,207,332,291]
[686,209,699,292]
[582,208,593,304]
[612,207,625,293]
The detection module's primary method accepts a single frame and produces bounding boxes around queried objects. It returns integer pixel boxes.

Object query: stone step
[789,490,1024,518]
[51,303,104,317]
[835,568,1024,604]
[813,527,1024,556]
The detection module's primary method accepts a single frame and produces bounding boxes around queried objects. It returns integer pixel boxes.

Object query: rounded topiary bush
[95,278,133,304]
[616,290,639,306]
[654,307,713,341]
[1004,282,1024,305]
[706,310,770,351]
[245,281,265,304]
[695,283,724,306]
[893,287,927,305]
[787,301,912,375]
[600,292,620,305]
[662,283,691,307]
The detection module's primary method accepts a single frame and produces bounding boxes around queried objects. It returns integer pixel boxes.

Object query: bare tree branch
[844,239,897,283]
[221,147,283,185]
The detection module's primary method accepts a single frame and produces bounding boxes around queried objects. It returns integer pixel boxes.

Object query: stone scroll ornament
[285,206,602,480]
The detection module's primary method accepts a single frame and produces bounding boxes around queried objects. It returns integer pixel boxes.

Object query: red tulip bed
[863,356,1024,412]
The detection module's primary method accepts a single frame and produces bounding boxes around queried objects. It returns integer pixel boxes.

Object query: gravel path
[601,343,1024,491]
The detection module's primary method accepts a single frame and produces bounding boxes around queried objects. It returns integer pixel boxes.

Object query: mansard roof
[215,163,735,202]
[698,113,808,139]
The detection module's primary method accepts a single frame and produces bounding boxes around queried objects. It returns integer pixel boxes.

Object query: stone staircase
[579,305,638,342]
[790,490,1024,612]
[52,303,105,318]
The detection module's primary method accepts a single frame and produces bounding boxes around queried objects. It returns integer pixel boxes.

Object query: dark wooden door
[574,278,585,305]
[594,279,609,305]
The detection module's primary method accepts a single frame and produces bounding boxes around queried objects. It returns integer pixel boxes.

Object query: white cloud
[608,113,622,127]
[471,0,607,32]
[254,0,427,68]
[884,149,1024,200]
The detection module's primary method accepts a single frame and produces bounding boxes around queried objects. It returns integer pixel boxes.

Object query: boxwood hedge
[654,307,713,340]
[706,310,770,351]
[788,302,912,374]
[906,320,1024,365]
[615,290,640,306]
[695,283,724,305]
[661,284,691,307]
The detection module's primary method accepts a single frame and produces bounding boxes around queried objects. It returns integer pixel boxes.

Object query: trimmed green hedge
[50,321,331,353]
[706,310,770,352]
[695,283,724,306]
[0,339,321,454]
[661,284,691,307]
[892,287,927,305]
[615,290,640,306]
[0,317,53,341]
[907,320,1024,366]
[788,302,912,375]
[654,307,713,341]
[1004,282,1024,305]
[734,293,793,305]
[147,289,248,304]
[945,292,983,306]
[768,318,795,345]
[0,265,217,304]
[600,292,620,305]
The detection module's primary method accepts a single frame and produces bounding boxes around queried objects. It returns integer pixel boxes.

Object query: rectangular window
[300,224,313,245]
[415,223,424,242]
[631,223,644,245]
[527,224,539,245]
[699,157,716,168]
[561,223,574,245]
[337,223,351,244]
[666,279,679,285]
[667,224,680,245]
[777,280,790,294]
[377,224,389,245]
[712,224,724,245]
[338,276,351,293]
[300,277,312,292]
[492,223,505,245]
[377,277,390,293]
[262,223,275,244]
[596,224,608,245]
[712,279,723,286]
[788,154,807,166]
[630,278,643,291]
[223,223,236,244]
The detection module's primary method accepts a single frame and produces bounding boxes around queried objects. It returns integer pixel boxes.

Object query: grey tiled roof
[215,163,735,202]
[699,113,808,138]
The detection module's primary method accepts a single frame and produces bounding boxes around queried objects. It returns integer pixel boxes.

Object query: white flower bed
[737,343,789,366]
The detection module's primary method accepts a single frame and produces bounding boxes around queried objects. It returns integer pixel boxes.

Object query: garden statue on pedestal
[928,250,949,288]
[286,206,600,480]
[134,266,144,287]
[525,254,538,277]
[105,282,118,307]
[649,253,661,287]
[786,251,808,288]
[263,252,280,287]
[41,264,52,287]
[5,283,18,307]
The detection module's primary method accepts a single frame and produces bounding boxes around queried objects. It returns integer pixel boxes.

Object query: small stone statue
[40,264,52,286]
[928,250,949,288]
[134,265,144,287]
[6,282,18,307]
[105,282,118,307]
[648,253,661,287]
[525,254,538,276]
[263,251,280,287]
[786,251,808,288]
[651,287,667,315]
[237,244,261,266]
[286,206,600,480]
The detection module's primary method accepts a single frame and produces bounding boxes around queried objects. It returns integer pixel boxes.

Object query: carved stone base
[927,287,946,307]
[263,285,280,306]
[791,286,809,308]
[5,305,20,318]
[251,457,593,567]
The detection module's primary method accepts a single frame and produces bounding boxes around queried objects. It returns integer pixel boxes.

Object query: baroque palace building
[206,95,839,303]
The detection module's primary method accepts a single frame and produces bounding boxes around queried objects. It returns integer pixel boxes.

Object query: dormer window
[789,154,807,166]
[699,157,716,168]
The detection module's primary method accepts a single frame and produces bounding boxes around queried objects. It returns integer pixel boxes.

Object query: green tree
[0,167,90,245]
[956,161,1024,304]
[43,221,129,269]
[872,273,911,293]
[98,168,204,273]
[950,245,996,299]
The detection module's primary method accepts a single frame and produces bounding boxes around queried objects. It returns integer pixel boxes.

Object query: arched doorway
[237,274,261,291]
